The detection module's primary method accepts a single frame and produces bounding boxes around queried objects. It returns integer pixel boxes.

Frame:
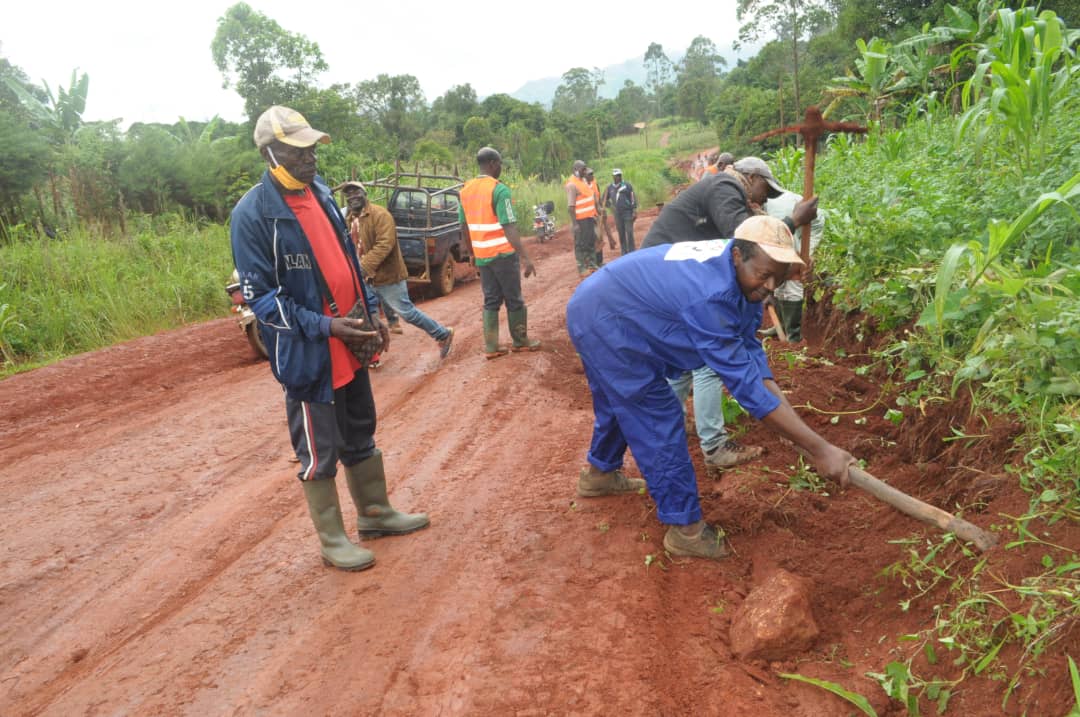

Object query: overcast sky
[4,0,743,127]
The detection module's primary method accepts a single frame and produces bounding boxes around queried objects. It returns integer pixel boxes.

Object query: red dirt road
[1,213,1074,716]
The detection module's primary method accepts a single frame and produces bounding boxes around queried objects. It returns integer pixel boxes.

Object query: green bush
[0,220,232,371]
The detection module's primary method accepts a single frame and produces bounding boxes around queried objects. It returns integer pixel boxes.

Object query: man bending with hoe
[567,215,855,560]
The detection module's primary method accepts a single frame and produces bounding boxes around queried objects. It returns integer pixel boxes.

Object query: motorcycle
[225,269,268,360]
[532,200,556,243]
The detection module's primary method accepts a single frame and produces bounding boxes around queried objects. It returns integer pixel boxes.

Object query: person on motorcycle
[230,106,430,572]
[532,202,555,242]
[336,180,455,363]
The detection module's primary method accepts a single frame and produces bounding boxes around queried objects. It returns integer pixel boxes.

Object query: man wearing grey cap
[230,106,429,572]
[640,156,818,474]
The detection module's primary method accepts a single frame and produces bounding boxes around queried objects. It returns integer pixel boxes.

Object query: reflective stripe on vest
[460,176,513,259]
[566,175,597,219]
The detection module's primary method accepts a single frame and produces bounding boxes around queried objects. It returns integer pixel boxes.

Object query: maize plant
[956,5,1080,171]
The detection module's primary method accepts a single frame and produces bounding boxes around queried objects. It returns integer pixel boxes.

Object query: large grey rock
[729,569,819,660]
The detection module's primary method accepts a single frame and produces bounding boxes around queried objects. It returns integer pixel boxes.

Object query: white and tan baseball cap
[253,106,331,149]
[733,215,804,265]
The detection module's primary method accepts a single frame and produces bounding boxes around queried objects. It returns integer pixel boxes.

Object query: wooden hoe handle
[847,467,997,552]
[766,305,788,342]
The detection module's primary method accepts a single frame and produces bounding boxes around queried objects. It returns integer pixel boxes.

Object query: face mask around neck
[266,147,309,191]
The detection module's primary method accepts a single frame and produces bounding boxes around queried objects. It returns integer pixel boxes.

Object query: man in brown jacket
[337,181,454,360]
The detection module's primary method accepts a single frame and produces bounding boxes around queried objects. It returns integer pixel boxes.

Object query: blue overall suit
[565,240,781,525]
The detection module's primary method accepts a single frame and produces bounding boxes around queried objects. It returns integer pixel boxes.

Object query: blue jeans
[373,280,450,341]
[667,366,727,452]
[381,298,399,324]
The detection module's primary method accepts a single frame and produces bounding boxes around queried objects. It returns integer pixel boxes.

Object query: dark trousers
[574,219,598,273]
[285,369,377,481]
[614,213,635,255]
[479,253,525,312]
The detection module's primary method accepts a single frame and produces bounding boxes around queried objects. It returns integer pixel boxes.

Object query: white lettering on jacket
[284,254,313,270]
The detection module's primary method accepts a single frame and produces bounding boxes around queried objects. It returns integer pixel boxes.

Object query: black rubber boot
[301,479,376,571]
[344,450,430,539]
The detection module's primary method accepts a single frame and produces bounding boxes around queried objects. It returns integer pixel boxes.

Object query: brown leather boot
[704,438,763,478]
[576,466,646,497]
[663,522,731,560]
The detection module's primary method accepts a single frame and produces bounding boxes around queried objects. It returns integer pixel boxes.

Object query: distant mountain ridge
[508,52,686,107]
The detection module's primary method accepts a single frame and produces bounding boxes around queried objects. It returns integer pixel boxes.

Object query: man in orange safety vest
[459,147,541,358]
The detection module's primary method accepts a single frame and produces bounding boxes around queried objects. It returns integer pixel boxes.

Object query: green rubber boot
[483,309,509,359]
[508,307,541,352]
[345,450,431,539]
[301,479,376,571]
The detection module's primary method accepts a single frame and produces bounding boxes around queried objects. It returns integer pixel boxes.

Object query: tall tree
[613,80,650,131]
[3,68,89,145]
[354,74,427,159]
[3,68,91,223]
[677,36,727,122]
[644,42,675,117]
[552,67,604,115]
[461,116,493,153]
[0,108,50,230]
[736,0,833,112]
[211,2,328,121]
[836,0,947,38]
[480,94,545,134]
[681,36,727,79]
[431,84,480,143]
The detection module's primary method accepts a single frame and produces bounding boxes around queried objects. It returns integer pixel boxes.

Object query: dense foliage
[0,3,1077,711]
[3,0,1078,241]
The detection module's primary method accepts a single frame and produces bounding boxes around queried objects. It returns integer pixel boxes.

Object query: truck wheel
[245,322,269,360]
[430,259,455,296]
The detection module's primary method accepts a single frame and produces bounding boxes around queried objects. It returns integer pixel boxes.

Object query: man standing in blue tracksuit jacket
[231,106,429,572]
[566,215,855,560]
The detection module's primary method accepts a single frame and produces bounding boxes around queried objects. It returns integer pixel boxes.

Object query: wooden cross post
[750,107,867,263]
